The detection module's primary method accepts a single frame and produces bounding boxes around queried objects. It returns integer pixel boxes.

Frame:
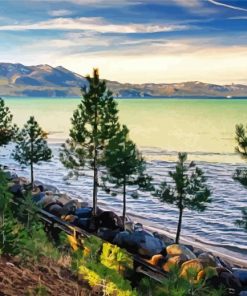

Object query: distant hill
[0,62,247,98]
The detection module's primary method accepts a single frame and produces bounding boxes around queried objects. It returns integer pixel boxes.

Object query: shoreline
[2,143,247,266]
[2,158,247,264]
[97,201,247,268]
[3,96,247,100]
[4,162,247,268]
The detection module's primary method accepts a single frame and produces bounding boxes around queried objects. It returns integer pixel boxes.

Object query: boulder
[166,244,196,260]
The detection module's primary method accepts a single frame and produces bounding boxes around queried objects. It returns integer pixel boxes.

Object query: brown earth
[0,255,101,296]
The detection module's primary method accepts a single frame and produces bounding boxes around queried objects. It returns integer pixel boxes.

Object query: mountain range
[0,62,246,98]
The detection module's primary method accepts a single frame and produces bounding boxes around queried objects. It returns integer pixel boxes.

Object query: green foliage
[71,235,102,272]
[235,207,247,231]
[138,267,225,296]
[20,224,61,262]
[60,69,120,214]
[0,169,24,256]
[234,124,247,231]
[12,190,62,262]
[0,168,60,260]
[155,153,211,211]
[103,125,145,186]
[0,212,25,256]
[233,168,247,186]
[235,124,247,159]
[0,170,12,213]
[102,125,153,225]
[83,235,103,260]
[73,236,137,296]
[79,263,137,296]
[0,202,60,261]
[0,97,16,146]
[12,116,52,185]
[13,191,41,232]
[100,242,133,273]
[154,152,211,243]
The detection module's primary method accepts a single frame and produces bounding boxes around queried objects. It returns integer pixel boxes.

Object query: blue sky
[0,0,247,84]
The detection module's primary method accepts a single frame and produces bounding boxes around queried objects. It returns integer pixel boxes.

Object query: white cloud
[22,35,112,52]
[29,0,143,6]
[0,17,190,33]
[229,16,247,20]
[48,9,73,17]
[173,0,202,8]
[174,0,247,12]
[66,0,139,4]
[172,0,217,15]
[208,0,247,12]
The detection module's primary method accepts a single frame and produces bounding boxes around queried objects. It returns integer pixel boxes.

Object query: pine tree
[235,208,247,230]
[0,169,12,219]
[154,153,211,243]
[12,116,52,186]
[102,125,153,227]
[0,169,22,255]
[60,69,120,216]
[0,97,15,146]
[233,123,247,231]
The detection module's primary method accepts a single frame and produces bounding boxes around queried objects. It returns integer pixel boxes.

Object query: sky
[0,0,247,84]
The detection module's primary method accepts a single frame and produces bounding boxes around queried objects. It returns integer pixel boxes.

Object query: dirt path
[0,256,100,296]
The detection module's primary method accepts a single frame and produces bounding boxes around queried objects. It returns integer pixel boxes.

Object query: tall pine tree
[233,123,247,231]
[0,98,15,146]
[102,125,153,227]
[154,153,211,243]
[12,116,52,186]
[60,69,120,216]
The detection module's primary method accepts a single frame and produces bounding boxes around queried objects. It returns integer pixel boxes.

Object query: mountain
[0,62,247,98]
[0,63,87,97]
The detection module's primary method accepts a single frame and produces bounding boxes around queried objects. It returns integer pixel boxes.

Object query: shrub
[72,236,137,296]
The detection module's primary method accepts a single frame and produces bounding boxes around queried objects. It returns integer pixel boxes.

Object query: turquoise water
[2,97,247,262]
[4,97,247,163]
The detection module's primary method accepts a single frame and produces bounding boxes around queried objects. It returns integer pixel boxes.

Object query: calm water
[2,97,247,262]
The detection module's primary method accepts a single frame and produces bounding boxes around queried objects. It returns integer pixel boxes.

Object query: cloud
[172,0,217,15]
[48,9,73,17]
[208,0,247,12]
[67,0,139,4]
[29,0,142,6]
[22,35,112,52]
[2,32,247,85]
[229,16,247,20]
[173,0,202,8]
[0,17,190,33]
[175,0,247,12]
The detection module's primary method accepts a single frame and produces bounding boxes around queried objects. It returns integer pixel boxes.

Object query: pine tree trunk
[2,211,5,247]
[30,161,34,188]
[92,99,98,217]
[123,179,126,229]
[175,206,183,244]
[92,151,98,217]
[30,140,34,187]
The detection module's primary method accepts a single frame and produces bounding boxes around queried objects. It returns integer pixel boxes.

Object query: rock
[166,244,197,260]
[198,253,218,267]
[163,254,188,272]
[180,259,204,282]
[233,268,247,286]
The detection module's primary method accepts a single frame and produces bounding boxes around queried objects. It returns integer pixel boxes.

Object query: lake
[1,97,247,262]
